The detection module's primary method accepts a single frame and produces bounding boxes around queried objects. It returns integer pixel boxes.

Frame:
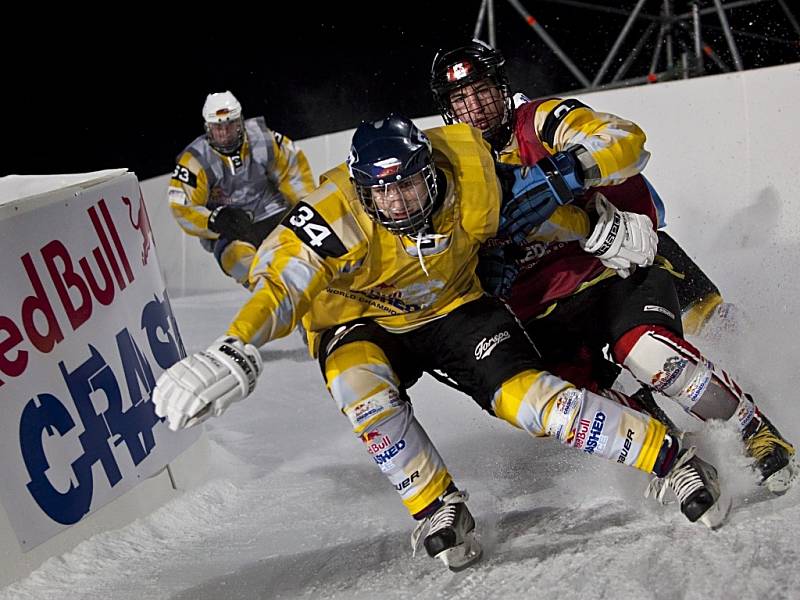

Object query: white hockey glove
[581,192,658,278]
[153,336,263,431]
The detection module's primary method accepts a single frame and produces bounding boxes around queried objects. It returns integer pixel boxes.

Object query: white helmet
[202,91,244,154]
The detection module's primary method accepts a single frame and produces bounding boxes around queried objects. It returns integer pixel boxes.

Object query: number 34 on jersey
[282,202,347,258]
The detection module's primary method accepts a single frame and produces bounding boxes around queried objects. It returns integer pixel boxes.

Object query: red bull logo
[123,193,152,266]
[573,418,591,450]
[361,430,381,443]
[361,430,392,455]
[650,356,687,391]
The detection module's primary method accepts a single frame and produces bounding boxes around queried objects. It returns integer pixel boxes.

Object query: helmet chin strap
[415,233,431,277]
[411,170,449,277]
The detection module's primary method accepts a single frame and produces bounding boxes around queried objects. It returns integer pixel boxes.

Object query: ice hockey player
[153,115,730,573]
[430,40,796,493]
[431,39,735,337]
[168,90,314,287]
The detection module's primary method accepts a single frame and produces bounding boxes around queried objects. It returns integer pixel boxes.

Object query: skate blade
[764,456,799,495]
[436,532,483,572]
[699,491,733,530]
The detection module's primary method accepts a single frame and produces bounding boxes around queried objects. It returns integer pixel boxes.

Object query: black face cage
[355,164,439,236]
[434,73,513,151]
[205,118,245,155]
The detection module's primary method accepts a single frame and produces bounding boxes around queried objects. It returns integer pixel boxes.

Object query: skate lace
[745,421,795,461]
[410,490,469,556]
[645,447,703,505]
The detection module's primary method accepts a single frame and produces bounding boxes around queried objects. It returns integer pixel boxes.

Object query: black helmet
[430,39,514,151]
[347,114,439,236]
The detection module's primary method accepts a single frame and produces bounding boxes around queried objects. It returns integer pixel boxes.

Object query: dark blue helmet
[347,115,439,235]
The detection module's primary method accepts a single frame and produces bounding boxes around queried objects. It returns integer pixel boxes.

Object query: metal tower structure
[474,0,800,92]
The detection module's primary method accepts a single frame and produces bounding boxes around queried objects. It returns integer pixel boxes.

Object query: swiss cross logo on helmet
[447,61,473,82]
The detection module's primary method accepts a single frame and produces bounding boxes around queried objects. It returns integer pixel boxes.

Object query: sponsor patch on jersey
[547,388,582,441]
[683,363,712,406]
[282,201,347,258]
[345,389,403,428]
[736,398,755,429]
[573,418,591,450]
[617,428,636,464]
[350,398,383,426]
[167,187,188,206]
[644,304,675,320]
[584,411,608,454]
[474,330,511,360]
[541,99,590,147]
[362,430,393,455]
[373,439,406,466]
[651,356,687,392]
[394,470,420,491]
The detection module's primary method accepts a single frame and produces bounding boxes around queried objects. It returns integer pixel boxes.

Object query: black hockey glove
[477,244,521,300]
[208,206,253,241]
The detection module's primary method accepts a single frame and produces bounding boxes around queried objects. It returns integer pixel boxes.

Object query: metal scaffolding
[474,0,800,92]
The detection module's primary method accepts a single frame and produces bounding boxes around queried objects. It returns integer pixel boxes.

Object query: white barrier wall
[0,171,209,587]
[568,62,800,300]
[142,62,800,298]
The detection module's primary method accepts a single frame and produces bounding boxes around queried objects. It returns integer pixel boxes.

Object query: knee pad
[491,369,575,435]
[326,341,403,424]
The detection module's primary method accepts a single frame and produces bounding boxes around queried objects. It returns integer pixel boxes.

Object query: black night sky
[5,1,798,181]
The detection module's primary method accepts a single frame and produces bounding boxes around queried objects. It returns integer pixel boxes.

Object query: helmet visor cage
[355,165,438,235]
[448,79,509,135]
[205,118,244,154]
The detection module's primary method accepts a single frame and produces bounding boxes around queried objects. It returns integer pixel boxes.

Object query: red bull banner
[0,171,199,550]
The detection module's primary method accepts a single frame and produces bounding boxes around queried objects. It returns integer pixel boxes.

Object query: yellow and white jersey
[500,97,650,187]
[225,123,502,355]
[167,116,314,240]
